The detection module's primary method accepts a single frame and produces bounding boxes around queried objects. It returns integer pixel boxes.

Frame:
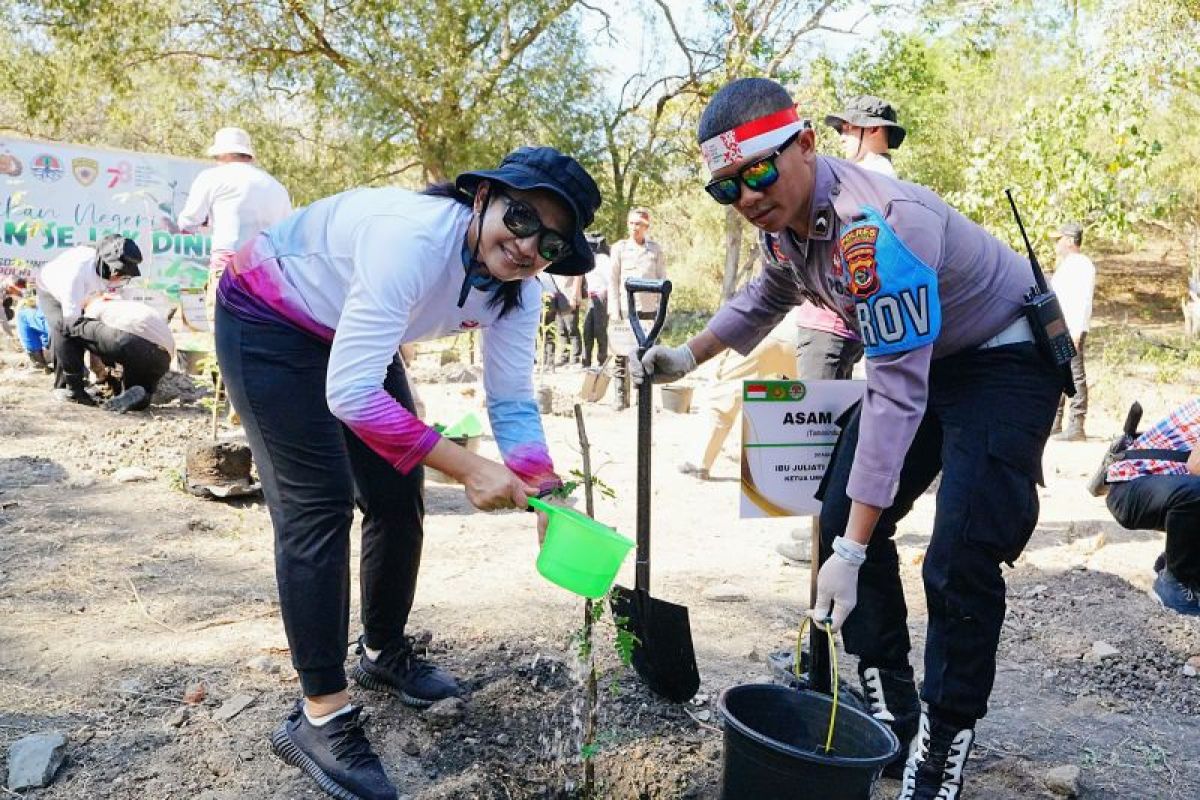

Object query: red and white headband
[700,107,804,173]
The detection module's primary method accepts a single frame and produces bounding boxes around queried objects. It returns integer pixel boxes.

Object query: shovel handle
[626,278,671,593]
[625,278,672,356]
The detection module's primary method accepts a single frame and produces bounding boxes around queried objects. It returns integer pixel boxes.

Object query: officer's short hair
[698,78,794,143]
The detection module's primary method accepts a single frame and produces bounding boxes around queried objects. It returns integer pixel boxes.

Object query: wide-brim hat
[824,95,906,149]
[206,127,255,158]
[455,146,602,276]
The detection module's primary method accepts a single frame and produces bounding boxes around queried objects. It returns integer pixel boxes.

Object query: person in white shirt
[72,296,175,412]
[214,146,601,800]
[35,235,142,405]
[170,127,292,318]
[1049,221,1096,441]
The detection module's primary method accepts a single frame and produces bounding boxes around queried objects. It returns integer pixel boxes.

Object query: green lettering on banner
[4,221,28,246]
[152,231,174,254]
[181,234,205,258]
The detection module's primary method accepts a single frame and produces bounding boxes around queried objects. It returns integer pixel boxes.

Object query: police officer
[633,78,1061,800]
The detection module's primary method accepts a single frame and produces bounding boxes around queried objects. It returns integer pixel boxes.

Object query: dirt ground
[2,245,1199,799]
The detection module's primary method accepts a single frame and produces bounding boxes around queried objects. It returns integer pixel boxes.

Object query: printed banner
[0,135,213,312]
[740,379,866,518]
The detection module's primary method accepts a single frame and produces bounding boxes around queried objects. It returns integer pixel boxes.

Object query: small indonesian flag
[746,384,768,400]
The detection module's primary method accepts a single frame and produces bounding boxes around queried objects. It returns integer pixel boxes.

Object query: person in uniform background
[1104,398,1200,616]
[167,127,292,320]
[36,235,142,405]
[634,77,1063,800]
[609,207,666,408]
[73,295,176,412]
[1048,221,1095,442]
[215,145,600,800]
[581,233,610,369]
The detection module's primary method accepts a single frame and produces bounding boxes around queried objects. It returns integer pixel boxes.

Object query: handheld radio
[1005,189,1077,397]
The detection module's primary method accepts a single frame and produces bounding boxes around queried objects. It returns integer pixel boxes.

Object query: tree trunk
[722,206,743,300]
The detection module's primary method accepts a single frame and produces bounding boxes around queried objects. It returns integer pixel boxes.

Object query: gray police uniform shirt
[709,156,1037,509]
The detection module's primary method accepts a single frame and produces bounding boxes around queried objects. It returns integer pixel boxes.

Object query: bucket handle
[795,616,840,755]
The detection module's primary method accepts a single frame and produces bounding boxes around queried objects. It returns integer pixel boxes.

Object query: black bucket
[717,683,899,800]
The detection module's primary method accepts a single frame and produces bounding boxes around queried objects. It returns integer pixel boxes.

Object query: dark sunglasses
[704,132,800,205]
[497,194,573,263]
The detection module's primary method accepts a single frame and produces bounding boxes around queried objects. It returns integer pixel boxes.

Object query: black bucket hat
[455,146,602,276]
[824,95,906,149]
[94,234,143,280]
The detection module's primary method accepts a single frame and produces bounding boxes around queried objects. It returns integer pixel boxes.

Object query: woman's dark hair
[422,181,524,318]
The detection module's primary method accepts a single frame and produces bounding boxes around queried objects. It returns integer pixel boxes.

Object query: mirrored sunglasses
[499,195,573,263]
[704,132,800,205]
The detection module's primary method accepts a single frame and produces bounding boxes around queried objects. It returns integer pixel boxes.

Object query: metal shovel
[609,277,701,703]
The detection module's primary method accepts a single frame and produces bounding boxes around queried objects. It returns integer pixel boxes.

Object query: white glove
[809,537,867,632]
[629,344,697,386]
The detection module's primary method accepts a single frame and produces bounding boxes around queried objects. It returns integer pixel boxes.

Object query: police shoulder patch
[839,224,881,299]
[842,208,942,358]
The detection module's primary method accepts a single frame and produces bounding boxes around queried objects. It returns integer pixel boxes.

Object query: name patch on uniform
[839,208,941,357]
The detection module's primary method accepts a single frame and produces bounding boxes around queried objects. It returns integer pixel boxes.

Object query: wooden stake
[573,403,598,797]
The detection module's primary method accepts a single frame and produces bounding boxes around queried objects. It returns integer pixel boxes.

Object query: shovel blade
[610,585,700,703]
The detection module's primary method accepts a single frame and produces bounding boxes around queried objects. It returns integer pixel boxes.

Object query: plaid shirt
[1107,398,1200,482]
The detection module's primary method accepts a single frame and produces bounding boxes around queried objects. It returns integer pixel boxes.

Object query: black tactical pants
[818,342,1060,722]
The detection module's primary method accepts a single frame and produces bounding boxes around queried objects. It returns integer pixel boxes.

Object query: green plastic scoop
[442,412,484,439]
[529,497,634,599]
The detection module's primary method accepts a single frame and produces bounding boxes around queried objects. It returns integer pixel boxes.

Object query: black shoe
[270,701,397,800]
[1153,551,1167,575]
[51,387,97,406]
[899,711,975,800]
[860,665,920,779]
[352,636,462,708]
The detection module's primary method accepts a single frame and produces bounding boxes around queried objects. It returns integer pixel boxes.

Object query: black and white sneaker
[898,711,975,800]
[270,701,397,800]
[860,665,921,778]
[352,635,462,708]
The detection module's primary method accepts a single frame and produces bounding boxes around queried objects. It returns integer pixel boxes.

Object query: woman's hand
[461,458,537,511]
[425,437,536,511]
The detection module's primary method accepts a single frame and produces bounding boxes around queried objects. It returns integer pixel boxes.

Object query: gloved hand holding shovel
[628,342,698,385]
[809,536,867,632]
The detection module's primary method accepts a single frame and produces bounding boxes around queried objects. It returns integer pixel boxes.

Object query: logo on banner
[0,151,21,177]
[789,383,806,401]
[106,160,132,189]
[31,154,64,183]
[72,158,99,186]
[746,383,767,400]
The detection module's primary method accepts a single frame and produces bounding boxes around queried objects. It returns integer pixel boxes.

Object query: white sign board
[740,379,866,518]
[0,135,212,316]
